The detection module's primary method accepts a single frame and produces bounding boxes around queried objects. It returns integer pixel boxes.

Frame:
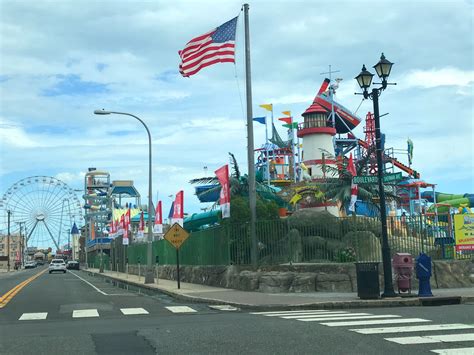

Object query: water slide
[422,191,474,213]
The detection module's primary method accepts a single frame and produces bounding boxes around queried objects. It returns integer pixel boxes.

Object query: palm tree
[189,152,285,206]
[319,149,399,213]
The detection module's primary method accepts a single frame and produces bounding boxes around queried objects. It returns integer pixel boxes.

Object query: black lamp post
[355,53,397,298]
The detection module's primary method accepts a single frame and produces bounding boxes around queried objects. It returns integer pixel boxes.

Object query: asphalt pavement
[1,267,473,354]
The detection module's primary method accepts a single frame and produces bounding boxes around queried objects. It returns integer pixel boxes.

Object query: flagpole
[243,3,257,267]
[265,116,270,185]
[291,121,297,182]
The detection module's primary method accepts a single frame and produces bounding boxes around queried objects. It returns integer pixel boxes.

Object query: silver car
[48,259,67,274]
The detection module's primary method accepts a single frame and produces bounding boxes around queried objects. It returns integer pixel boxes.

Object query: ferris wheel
[0,176,83,250]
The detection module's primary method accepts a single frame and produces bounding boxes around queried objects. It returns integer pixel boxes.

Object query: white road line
[351,324,474,334]
[300,315,402,322]
[209,305,239,311]
[250,310,338,315]
[263,311,349,317]
[431,348,474,354]
[19,312,48,320]
[385,333,474,345]
[120,308,149,315]
[166,306,197,313]
[72,309,100,318]
[320,318,431,327]
[282,312,371,319]
[68,271,108,295]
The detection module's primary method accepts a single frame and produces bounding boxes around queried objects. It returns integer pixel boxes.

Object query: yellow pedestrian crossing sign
[164,223,189,249]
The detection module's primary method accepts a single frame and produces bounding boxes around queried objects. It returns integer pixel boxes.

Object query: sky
[0,0,473,243]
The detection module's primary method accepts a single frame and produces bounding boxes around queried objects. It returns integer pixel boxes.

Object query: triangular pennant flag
[259,103,273,112]
[253,116,266,125]
[278,117,292,125]
[347,153,357,177]
[283,122,298,129]
[282,111,291,116]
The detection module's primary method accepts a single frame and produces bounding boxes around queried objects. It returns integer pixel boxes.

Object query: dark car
[66,260,80,270]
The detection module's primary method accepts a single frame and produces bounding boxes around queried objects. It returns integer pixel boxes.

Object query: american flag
[179,17,238,77]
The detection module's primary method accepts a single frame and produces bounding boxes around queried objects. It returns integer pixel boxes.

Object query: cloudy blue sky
[1,0,473,232]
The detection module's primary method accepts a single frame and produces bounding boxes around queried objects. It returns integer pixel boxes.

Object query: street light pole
[355,53,397,298]
[372,88,396,298]
[94,109,155,284]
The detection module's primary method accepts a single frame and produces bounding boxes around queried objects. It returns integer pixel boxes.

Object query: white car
[49,259,67,274]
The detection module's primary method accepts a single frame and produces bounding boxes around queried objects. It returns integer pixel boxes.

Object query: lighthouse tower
[297,92,340,215]
[297,97,336,179]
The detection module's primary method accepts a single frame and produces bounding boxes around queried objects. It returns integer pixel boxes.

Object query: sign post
[164,223,190,289]
[353,172,402,184]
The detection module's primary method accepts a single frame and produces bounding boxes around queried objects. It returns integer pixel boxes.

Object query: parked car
[25,260,37,269]
[66,260,80,270]
[49,259,66,273]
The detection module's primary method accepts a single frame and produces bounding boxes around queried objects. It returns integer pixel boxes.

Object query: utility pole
[7,210,11,272]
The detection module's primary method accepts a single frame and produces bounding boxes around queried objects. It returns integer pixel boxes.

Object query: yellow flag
[259,104,273,111]
[282,110,291,116]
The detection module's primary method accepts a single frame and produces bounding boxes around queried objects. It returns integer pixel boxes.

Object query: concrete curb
[86,270,471,311]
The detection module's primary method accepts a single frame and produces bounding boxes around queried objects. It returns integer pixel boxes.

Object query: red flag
[138,211,145,231]
[172,191,184,226]
[125,209,131,231]
[278,117,292,125]
[178,17,237,77]
[154,201,163,234]
[215,164,231,218]
[349,181,358,212]
[347,153,357,177]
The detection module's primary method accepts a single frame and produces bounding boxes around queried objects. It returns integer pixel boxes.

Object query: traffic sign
[353,172,402,184]
[164,223,190,249]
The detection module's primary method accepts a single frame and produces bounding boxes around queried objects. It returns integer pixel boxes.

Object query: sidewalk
[86,268,474,310]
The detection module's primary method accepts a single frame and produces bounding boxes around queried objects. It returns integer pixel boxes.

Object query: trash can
[392,253,414,294]
[355,262,380,299]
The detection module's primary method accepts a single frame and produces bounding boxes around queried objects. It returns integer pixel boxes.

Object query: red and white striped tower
[297,89,339,215]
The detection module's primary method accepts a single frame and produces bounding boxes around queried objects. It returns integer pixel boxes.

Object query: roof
[302,96,328,116]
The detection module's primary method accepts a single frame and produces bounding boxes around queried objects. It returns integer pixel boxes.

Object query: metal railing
[106,214,471,267]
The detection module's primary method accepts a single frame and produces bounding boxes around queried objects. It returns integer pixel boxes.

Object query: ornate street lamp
[355,53,397,298]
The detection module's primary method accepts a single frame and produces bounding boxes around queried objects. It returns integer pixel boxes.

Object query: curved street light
[94,109,155,284]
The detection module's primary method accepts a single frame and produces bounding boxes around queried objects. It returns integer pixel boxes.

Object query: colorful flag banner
[282,110,291,116]
[283,122,298,129]
[154,200,163,234]
[137,211,145,238]
[348,181,358,212]
[172,191,184,226]
[178,17,238,77]
[278,117,292,125]
[253,116,266,125]
[259,103,273,111]
[347,153,357,177]
[215,164,231,218]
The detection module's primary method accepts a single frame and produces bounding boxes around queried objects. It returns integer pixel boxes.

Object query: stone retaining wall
[124,259,474,293]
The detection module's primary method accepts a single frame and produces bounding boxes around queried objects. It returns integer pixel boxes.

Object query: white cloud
[400,67,474,90]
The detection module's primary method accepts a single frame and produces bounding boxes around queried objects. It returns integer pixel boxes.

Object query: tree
[319,149,399,213]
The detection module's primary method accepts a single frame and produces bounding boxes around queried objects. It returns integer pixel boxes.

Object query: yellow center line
[0,269,48,308]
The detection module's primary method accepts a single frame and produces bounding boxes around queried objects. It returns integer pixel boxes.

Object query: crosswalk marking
[165,306,197,313]
[282,312,370,319]
[351,324,474,334]
[120,308,149,315]
[262,311,350,317]
[320,318,431,327]
[209,305,239,311]
[19,312,48,320]
[250,310,337,315]
[385,333,474,345]
[431,348,474,354]
[299,314,402,322]
[72,309,99,318]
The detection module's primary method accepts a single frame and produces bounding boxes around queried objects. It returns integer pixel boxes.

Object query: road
[1,267,473,354]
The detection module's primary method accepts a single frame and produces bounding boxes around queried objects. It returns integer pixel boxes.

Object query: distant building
[0,234,25,270]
